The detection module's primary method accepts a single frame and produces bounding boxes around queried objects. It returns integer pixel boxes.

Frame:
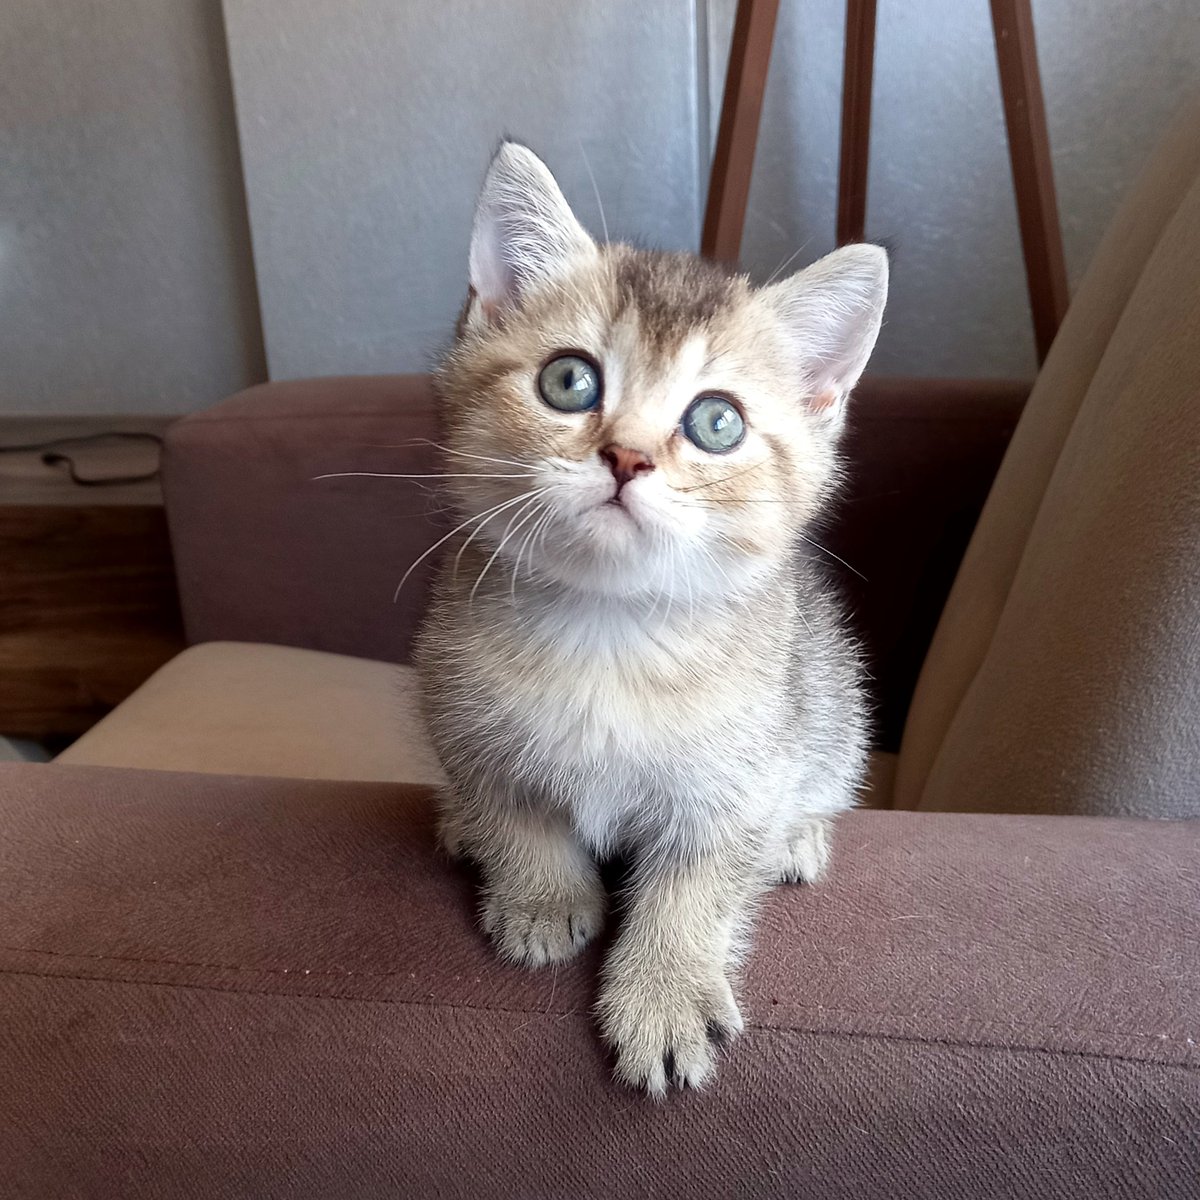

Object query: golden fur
[416,143,888,1096]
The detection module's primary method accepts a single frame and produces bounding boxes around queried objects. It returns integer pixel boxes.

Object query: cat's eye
[682,395,745,453]
[537,354,601,413]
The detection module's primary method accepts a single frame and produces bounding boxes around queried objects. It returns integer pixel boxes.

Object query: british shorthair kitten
[416,142,887,1097]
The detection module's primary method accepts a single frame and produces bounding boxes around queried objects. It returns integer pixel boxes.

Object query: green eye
[682,394,745,453]
[537,354,601,412]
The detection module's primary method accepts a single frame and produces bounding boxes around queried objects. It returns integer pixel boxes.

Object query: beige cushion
[895,97,1200,817]
[58,642,446,785]
[61,642,899,808]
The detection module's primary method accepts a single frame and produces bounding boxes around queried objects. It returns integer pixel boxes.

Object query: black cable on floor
[0,431,164,487]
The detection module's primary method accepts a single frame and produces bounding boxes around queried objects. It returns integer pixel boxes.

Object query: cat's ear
[466,142,596,328]
[760,244,888,422]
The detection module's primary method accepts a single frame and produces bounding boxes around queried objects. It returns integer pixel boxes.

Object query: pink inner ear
[809,387,838,413]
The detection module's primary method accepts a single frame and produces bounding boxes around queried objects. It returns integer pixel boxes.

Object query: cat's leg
[773,814,832,884]
[596,837,765,1097]
[770,753,864,884]
[434,788,470,860]
[456,794,606,968]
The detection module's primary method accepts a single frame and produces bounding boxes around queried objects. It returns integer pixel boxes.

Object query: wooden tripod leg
[836,0,878,246]
[701,0,782,265]
[990,0,1069,362]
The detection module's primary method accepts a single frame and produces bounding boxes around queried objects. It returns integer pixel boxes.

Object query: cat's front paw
[775,816,832,884]
[597,960,743,1098]
[481,883,605,968]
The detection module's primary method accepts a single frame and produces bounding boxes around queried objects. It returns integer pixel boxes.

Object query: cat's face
[434,143,887,603]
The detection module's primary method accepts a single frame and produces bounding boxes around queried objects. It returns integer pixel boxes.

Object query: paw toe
[777,818,832,884]
[483,889,605,967]
[601,969,742,1097]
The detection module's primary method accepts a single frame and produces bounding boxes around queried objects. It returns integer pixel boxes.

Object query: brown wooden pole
[836,0,878,245]
[990,0,1070,363]
[701,0,782,264]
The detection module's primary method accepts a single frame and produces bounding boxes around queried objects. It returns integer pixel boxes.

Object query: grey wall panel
[706,0,1199,380]
[1034,0,1200,301]
[4,0,1193,411]
[0,1,265,416]
[223,0,702,380]
[865,0,1035,378]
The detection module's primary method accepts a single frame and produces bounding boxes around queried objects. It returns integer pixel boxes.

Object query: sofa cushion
[59,642,900,804]
[162,374,443,666]
[57,641,445,785]
[895,97,1200,816]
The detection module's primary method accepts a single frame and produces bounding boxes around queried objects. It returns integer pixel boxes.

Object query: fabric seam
[2,963,1197,1074]
[3,947,1195,1053]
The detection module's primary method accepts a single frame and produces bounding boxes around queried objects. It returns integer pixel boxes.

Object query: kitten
[416,142,886,1097]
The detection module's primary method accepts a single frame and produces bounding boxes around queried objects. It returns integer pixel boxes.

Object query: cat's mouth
[595,494,643,531]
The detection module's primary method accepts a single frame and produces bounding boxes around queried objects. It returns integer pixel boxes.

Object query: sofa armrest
[163,374,1028,710]
[162,374,443,664]
[832,377,1029,748]
[2,762,1195,1197]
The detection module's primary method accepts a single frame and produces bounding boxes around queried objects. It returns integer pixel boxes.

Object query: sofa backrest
[164,371,1026,736]
[894,96,1200,817]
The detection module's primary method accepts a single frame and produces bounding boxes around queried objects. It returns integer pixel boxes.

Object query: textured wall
[708,0,1200,378]
[222,0,703,380]
[2,1,1197,414]
[0,0,265,416]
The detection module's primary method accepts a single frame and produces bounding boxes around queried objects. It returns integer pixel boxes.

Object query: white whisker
[683,546,696,625]
[796,531,866,581]
[397,439,540,473]
[453,488,549,581]
[511,501,552,601]
[392,489,543,602]
[314,471,537,482]
[471,495,546,605]
[763,236,813,287]
[695,542,740,601]
[533,501,555,558]
[657,533,678,635]
[647,524,668,627]
[578,137,609,244]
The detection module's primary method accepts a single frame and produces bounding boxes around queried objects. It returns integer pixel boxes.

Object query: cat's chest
[469,605,733,766]
[489,638,692,758]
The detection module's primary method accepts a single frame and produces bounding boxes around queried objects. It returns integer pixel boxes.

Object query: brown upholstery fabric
[163,374,445,666]
[164,375,1025,751]
[56,642,445,785]
[897,98,1200,814]
[3,762,1197,1198]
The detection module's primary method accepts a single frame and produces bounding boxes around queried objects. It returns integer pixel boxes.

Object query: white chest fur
[454,590,779,851]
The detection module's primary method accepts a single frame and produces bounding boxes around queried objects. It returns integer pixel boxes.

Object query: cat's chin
[527,521,662,599]
[583,498,644,538]
[516,498,770,602]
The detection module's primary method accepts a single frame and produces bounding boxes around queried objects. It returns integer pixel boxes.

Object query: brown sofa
[4,99,1199,1197]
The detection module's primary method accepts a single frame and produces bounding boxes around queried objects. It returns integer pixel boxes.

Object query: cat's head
[435,141,887,602]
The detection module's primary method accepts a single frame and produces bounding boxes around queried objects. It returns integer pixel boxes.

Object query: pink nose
[600,444,655,490]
